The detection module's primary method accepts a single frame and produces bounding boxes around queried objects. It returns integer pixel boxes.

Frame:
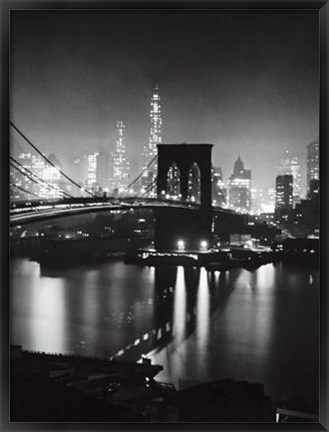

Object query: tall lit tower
[279,150,302,205]
[110,121,130,193]
[141,83,162,192]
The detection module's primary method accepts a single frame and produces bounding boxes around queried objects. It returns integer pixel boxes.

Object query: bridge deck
[10,199,234,227]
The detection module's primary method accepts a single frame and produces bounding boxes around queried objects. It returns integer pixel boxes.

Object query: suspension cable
[142,178,157,196]
[11,183,40,199]
[126,154,157,190]
[10,121,94,197]
[10,156,74,198]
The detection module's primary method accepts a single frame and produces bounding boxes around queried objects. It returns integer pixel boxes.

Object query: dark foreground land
[10,346,318,423]
[10,346,276,422]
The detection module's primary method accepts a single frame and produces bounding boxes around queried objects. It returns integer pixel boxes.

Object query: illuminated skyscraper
[228,156,251,212]
[110,121,130,193]
[275,174,293,211]
[86,152,98,192]
[306,140,319,195]
[279,150,302,205]
[141,83,162,192]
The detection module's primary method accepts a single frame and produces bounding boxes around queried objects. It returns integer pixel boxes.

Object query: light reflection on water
[10,259,319,401]
[165,266,188,379]
[27,275,68,354]
[216,266,276,385]
[173,266,187,342]
[195,268,210,360]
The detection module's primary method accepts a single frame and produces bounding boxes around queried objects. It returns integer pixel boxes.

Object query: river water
[10,258,319,402]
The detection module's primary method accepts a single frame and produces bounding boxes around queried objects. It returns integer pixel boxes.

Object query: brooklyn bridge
[10,121,243,251]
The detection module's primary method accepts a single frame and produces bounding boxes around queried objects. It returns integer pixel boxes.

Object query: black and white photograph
[6,2,324,425]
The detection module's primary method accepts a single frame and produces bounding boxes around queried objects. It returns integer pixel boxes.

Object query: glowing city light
[141,84,162,193]
[110,121,130,192]
[200,240,208,250]
[177,240,185,251]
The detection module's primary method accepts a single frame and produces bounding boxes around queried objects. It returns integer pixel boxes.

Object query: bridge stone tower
[155,144,213,251]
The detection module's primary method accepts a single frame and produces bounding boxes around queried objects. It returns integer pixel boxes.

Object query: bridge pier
[154,207,212,251]
[155,144,213,251]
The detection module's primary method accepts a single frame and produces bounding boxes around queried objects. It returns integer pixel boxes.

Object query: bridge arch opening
[166,162,181,199]
[187,162,201,203]
[156,144,213,251]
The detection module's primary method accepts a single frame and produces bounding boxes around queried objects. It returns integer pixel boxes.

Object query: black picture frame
[1,0,328,430]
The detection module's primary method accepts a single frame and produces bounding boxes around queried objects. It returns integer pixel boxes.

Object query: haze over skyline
[11,9,319,194]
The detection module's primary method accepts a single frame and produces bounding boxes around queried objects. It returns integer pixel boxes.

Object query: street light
[177,240,185,251]
[200,240,208,251]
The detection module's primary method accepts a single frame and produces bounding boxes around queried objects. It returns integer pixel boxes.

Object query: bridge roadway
[10,197,235,227]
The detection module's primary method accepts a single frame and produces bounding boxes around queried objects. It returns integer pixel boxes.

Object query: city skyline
[11,10,319,194]
[11,84,315,205]
[11,137,314,214]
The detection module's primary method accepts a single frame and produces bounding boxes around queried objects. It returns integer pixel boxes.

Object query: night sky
[10,9,319,193]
